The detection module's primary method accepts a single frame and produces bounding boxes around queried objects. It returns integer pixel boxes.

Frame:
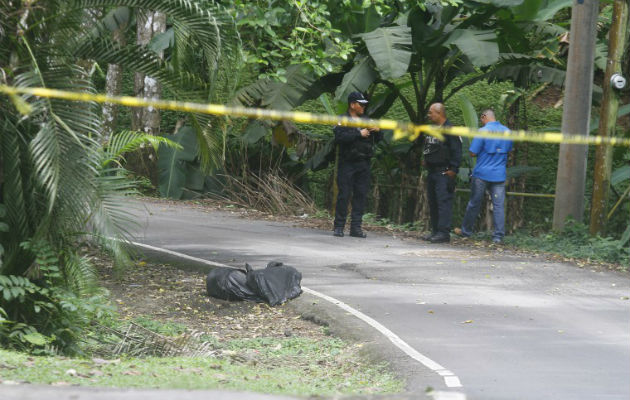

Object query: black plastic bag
[206,261,302,306]
[205,267,263,303]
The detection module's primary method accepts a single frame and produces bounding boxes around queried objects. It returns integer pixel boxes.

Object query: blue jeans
[461,177,506,241]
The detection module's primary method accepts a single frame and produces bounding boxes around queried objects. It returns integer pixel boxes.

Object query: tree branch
[377,79,417,122]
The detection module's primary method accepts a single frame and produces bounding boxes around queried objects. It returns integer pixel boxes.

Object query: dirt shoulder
[97,256,327,342]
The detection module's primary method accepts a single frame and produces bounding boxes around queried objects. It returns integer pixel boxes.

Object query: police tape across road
[2,85,629,147]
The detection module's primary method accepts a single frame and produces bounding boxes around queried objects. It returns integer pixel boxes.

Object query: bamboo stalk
[589,0,629,234]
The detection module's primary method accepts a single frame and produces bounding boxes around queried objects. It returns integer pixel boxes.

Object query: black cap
[348,91,368,104]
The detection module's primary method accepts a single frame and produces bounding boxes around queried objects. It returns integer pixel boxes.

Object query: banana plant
[231,0,576,173]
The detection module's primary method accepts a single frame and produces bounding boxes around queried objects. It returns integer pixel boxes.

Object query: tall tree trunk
[102,18,127,143]
[552,0,599,229]
[129,9,166,187]
[133,9,165,133]
[589,0,629,235]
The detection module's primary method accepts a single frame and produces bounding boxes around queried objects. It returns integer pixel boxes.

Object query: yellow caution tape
[1,85,629,147]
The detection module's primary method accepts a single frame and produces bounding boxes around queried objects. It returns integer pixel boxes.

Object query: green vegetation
[1,0,628,363]
[358,212,629,266]
[0,0,238,353]
[0,339,403,395]
[131,317,189,337]
[503,221,630,265]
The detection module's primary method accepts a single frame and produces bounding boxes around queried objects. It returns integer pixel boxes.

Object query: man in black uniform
[332,92,381,238]
[422,103,462,243]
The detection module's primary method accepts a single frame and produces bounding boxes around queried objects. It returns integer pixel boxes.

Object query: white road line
[131,240,465,392]
[302,287,463,389]
[429,391,467,400]
[132,241,229,268]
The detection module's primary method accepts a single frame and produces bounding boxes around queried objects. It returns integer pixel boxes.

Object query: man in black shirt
[332,92,381,238]
[422,103,462,243]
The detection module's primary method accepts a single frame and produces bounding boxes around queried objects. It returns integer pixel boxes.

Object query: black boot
[349,228,367,238]
[333,227,344,237]
[429,232,450,243]
[421,232,436,241]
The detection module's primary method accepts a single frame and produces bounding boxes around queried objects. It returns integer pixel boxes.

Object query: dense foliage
[0,0,628,353]
[224,0,628,247]
[0,0,224,352]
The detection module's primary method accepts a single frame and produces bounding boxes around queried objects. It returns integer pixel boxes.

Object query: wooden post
[552,0,600,230]
[589,0,629,234]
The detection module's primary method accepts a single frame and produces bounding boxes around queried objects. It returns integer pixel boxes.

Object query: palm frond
[88,177,139,272]
[0,121,34,275]
[73,37,207,98]
[74,0,240,67]
[63,252,98,296]
[103,130,182,167]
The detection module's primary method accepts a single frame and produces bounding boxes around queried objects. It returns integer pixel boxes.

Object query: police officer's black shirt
[422,119,462,172]
[334,113,383,163]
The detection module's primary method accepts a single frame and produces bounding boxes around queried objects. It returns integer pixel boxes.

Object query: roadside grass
[0,256,404,396]
[502,226,629,266]
[0,336,402,395]
[361,212,629,268]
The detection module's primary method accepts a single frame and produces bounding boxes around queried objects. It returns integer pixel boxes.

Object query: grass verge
[0,338,402,395]
[0,255,404,396]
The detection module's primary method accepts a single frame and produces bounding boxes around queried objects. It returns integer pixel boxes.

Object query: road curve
[129,201,630,400]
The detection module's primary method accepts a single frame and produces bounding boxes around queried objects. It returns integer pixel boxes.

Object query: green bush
[0,240,116,355]
[503,219,630,265]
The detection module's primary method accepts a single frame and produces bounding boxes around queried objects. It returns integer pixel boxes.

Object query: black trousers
[334,160,370,230]
[426,168,455,235]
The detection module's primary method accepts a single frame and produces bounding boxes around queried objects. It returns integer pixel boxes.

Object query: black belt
[427,165,448,172]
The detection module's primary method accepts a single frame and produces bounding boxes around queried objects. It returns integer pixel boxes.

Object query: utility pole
[552,0,600,230]
[589,0,629,235]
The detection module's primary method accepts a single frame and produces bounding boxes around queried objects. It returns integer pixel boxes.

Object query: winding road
[130,200,630,400]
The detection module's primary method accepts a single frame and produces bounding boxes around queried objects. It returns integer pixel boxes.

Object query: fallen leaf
[122,370,143,376]
[92,358,120,365]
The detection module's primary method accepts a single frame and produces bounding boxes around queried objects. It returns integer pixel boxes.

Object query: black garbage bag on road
[206,261,302,306]
[205,267,263,303]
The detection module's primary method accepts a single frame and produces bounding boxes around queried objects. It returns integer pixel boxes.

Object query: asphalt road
[130,201,630,400]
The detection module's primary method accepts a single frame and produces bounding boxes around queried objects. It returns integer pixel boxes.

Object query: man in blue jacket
[457,109,513,243]
[332,92,381,238]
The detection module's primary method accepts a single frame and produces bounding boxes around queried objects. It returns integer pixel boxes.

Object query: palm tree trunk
[133,9,165,134]
[129,9,166,186]
[102,19,127,143]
